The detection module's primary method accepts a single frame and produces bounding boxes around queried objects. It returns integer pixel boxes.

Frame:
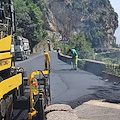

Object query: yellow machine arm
[28,52,50,120]
[0,74,22,99]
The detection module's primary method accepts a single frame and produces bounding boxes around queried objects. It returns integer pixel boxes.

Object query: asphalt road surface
[13,51,120,119]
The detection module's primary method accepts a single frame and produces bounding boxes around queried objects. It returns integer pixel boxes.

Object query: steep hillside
[43,0,118,48]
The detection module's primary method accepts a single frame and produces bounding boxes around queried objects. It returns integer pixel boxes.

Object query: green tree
[85,27,107,47]
[14,0,48,50]
[69,32,94,59]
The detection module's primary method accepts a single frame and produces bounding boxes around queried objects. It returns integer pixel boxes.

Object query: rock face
[43,0,118,48]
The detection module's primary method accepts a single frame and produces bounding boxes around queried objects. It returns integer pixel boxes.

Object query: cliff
[43,0,118,48]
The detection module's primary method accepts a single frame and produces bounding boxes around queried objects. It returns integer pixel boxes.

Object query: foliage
[12,0,118,51]
[68,32,94,59]
[53,41,60,50]
[94,48,108,53]
[60,44,70,55]
[112,42,118,48]
[14,0,48,50]
[102,57,118,64]
[59,32,94,59]
[95,53,120,64]
[70,0,118,48]
[85,27,107,48]
[98,0,109,7]
[46,36,60,50]
[88,6,94,13]
[72,0,84,10]
[32,0,49,10]
[78,60,86,69]
[106,64,120,75]
[95,54,103,61]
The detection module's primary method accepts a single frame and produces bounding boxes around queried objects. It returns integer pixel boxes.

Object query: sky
[109,0,120,44]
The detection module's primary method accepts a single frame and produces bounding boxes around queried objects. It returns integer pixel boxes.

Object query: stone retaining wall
[58,52,106,76]
[102,71,120,83]
[45,104,79,120]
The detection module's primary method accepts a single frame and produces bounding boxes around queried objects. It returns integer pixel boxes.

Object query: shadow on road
[69,84,120,109]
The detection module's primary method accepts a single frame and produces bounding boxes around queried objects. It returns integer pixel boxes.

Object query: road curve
[12,51,120,119]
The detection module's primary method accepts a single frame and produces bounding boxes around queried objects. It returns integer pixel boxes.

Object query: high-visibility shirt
[72,49,78,56]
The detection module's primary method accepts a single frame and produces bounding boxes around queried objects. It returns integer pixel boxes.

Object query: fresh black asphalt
[13,51,120,119]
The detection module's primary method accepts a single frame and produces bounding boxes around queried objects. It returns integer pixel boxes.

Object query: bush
[78,60,86,69]
[105,64,120,75]
[69,32,94,59]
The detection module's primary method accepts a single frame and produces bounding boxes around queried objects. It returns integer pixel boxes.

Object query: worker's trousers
[73,55,78,69]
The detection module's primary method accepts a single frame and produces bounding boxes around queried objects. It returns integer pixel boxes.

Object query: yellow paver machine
[27,52,51,120]
[0,0,51,120]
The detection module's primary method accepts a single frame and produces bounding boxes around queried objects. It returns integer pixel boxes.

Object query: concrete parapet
[83,59,106,76]
[102,71,120,83]
[58,52,106,76]
[58,52,72,65]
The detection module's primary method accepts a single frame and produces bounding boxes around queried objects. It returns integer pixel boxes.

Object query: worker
[69,48,78,70]
[57,47,60,52]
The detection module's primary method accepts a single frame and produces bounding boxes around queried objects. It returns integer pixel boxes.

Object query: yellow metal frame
[28,52,50,120]
[0,52,12,71]
[0,73,22,99]
[0,35,13,71]
[0,35,12,52]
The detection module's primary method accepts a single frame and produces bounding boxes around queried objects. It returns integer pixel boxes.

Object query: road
[13,51,120,119]
[16,52,120,106]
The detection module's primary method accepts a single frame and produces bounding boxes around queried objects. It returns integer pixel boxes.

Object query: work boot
[74,68,77,70]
